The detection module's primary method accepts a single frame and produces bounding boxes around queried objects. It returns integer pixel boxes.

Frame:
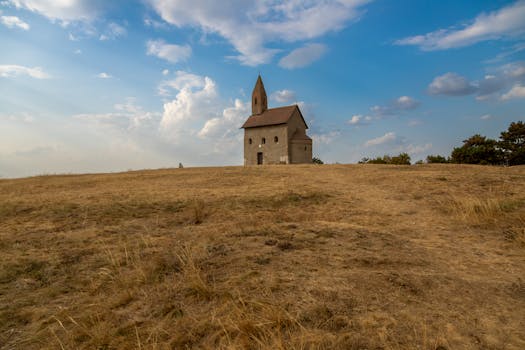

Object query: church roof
[291,129,312,141]
[241,105,307,129]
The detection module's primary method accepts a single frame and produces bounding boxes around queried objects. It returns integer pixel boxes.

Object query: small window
[249,138,252,144]
[304,146,307,151]
[274,136,278,143]
[254,97,257,105]
[262,137,266,144]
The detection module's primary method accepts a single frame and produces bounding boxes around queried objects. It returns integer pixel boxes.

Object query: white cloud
[500,84,525,100]
[97,72,112,79]
[5,0,102,22]
[198,99,249,139]
[480,114,492,120]
[405,143,432,155]
[311,131,340,145]
[395,95,419,110]
[146,39,192,64]
[99,22,126,41]
[347,114,372,126]
[1,15,29,30]
[0,64,50,79]
[147,0,370,65]
[428,72,477,96]
[158,70,208,96]
[369,95,420,116]
[159,71,219,138]
[365,132,396,147]
[395,1,525,50]
[427,61,525,99]
[158,71,251,158]
[162,69,169,76]
[279,43,327,69]
[74,98,159,130]
[270,89,296,103]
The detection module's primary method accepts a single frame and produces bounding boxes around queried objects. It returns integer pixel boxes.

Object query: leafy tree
[426,155,449,164]
[368,156,390,164]
[312,157,324,164]
[391,153,411,165]
[358,153,410,165]
[499,121,525,166]
[450,134,503,165]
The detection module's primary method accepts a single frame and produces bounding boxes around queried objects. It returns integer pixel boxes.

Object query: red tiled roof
[242,105,301,128]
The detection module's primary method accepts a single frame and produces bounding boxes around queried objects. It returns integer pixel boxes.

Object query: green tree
[426,155,449,163]
[499,121,525,166]
[391,153,411,165]
[450,134,503,165]
[358,153,410,165]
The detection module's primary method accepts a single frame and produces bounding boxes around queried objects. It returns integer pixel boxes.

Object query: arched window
[274,136,278,143]
[249,138,252,144]
[304,146,307,151]
[262,137,266,144]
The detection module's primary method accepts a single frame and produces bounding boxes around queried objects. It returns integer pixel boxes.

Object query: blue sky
[1,0,524,177]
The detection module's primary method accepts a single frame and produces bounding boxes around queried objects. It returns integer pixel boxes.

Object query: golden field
[0,164,524,349]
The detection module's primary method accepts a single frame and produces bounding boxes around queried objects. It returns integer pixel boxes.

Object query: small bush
[358,153,411,165]
[426,155,449,163]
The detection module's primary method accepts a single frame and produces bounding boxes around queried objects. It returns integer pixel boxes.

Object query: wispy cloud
[395,1,525,51]
[270,90,296,104]
[99,22,126,41]
[4,0,103,22]
[97,72,112,79]
[279,43,327,69]
[365,132,397,147]
[500,84,525,100]
[0,64,50,79]
[1,15,29,30]
[370,95,420,116]
[347,114,372,126]
[146,39,192,64]
[147,0,370,66]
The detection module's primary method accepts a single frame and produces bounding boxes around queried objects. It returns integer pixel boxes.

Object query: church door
[257,152,263,165]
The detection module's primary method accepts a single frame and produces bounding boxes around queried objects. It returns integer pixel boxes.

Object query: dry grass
[1,164,524,349]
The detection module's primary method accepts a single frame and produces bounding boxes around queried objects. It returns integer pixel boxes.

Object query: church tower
[251,75,268,115]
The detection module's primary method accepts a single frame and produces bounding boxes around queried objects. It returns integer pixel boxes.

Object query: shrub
[426,155,449,164]
[359,153,411,165]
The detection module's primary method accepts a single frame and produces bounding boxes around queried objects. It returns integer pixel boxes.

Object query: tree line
[359,121,524,166]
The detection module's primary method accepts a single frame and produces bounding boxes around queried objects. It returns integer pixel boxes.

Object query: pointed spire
[252,74,268,115]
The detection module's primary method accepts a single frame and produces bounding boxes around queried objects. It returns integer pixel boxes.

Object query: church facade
[241,76,312,165]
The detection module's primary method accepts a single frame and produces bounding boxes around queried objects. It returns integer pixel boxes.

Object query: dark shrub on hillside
[426,155,449,164]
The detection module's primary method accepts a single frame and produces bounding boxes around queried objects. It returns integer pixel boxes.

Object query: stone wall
[290,140,312,164]
[244,125,288,165]
[287,110,312,164]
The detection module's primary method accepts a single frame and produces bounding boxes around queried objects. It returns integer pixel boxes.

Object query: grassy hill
[1,164,524,349]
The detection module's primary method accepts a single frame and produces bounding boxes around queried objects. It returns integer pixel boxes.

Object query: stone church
[241,76,312,165]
